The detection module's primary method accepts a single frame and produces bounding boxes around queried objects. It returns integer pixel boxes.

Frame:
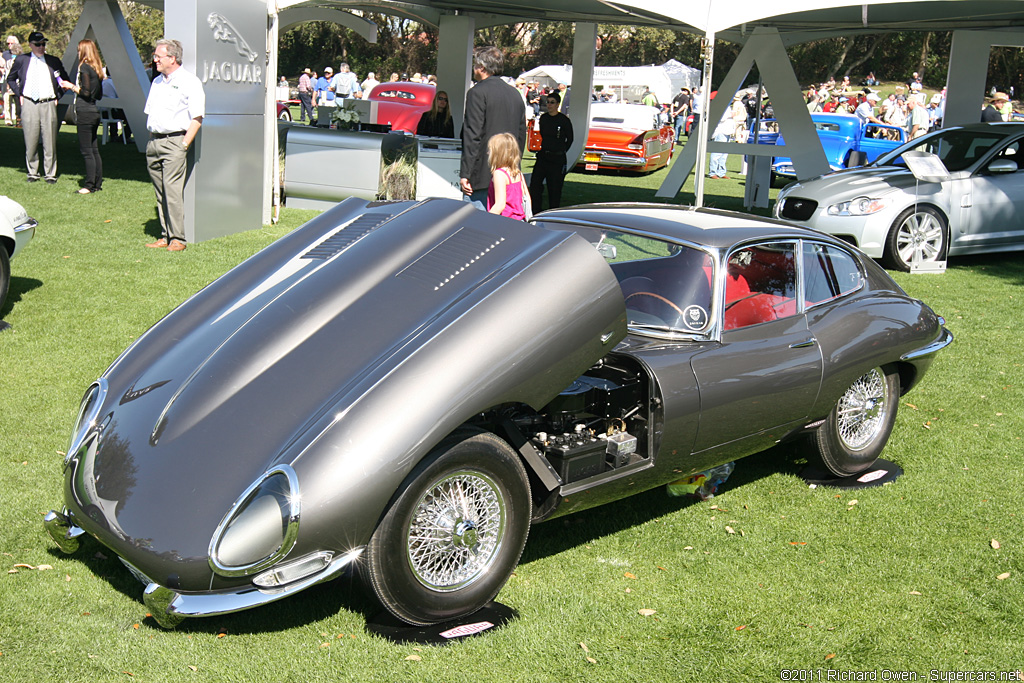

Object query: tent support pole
[694,30,715,208]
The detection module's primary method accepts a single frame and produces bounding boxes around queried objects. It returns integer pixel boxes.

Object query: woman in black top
[65,39,104,193]
[416,90,455,138]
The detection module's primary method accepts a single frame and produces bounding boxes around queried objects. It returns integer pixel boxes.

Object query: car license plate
[585,163,598,171]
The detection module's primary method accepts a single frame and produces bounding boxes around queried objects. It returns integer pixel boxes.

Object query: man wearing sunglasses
[6,31,71,184]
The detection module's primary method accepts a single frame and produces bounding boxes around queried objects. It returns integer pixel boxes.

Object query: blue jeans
[674,114,687,141]
[709,132,729,176]
[463,188,488,210]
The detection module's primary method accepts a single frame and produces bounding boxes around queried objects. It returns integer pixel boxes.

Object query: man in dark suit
[6,31,70,183]
[459,46,527,209]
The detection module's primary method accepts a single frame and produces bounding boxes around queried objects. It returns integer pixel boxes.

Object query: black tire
[811,367,899,477]
[278,107,292,121]
[365,430,531,625]
[0,246,10,316]
[882,206,947,272]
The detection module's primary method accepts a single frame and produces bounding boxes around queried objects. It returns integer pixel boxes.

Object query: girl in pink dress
[486,133,530,220]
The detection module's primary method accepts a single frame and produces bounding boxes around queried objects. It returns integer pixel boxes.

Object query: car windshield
[562,226,715,337]
[874,129,1010,172]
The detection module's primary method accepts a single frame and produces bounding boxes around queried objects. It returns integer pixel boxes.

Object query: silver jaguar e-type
[775,122,1024,271]
[45,198,951,628]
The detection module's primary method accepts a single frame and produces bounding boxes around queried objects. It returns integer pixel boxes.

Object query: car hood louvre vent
[301,214,393,260]
[398,227,506,290]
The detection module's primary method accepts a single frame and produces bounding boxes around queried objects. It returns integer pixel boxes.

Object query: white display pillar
[437,14,476,134]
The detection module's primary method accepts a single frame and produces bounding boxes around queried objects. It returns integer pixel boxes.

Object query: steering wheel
[625,291,685,321]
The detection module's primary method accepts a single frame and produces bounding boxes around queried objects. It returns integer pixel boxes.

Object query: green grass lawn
[1,124,1021,682]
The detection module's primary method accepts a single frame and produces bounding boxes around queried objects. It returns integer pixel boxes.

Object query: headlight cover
[209,466,300,577]
[827,197,887,216]
[65,380,107,468]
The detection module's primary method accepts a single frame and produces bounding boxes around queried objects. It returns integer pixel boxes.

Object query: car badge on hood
[120,380,171,405]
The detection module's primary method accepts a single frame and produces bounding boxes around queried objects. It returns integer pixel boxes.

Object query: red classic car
[529,102,674,173]
[365,81,436,134]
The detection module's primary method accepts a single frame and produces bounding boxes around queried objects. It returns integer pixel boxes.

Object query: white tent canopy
[520,59,700,104]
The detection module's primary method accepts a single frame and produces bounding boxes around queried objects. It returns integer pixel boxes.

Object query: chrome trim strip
[14,218,38,233]
[144,547,364,629]
[901,327,954,361]
[208,465,301,577]
[65,380,108,469]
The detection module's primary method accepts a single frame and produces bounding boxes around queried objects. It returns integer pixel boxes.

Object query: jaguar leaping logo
[119,380,171,406]
[207,12,257,63]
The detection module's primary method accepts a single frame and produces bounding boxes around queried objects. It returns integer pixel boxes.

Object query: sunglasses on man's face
[30,42,45,47]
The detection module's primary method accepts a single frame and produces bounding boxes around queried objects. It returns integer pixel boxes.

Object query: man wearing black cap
[6,31,70,183]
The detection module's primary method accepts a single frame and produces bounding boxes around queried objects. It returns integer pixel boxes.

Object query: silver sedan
[775,123,1024,271]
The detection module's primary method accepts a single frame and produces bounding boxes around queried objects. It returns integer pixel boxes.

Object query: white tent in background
[520,59,700,103]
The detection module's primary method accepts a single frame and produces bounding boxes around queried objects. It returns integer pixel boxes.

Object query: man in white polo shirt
[143,38,205,252]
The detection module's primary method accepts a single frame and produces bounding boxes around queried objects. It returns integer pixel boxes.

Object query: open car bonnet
[63,198,626,581]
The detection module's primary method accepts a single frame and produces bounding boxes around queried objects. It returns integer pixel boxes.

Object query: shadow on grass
[1,275,43,318]
[522,441,811,564]
[0,125,150,184]
[946,251,1024,286]
[42,442,815,636]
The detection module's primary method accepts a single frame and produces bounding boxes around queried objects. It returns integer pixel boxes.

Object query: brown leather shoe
[167,239,187,252]
[145,238,168,248]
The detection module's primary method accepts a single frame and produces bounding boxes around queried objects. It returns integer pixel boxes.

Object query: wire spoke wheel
[406,470,506,591]
[366,430,530,625]
[811,366,900,477]
[835,368,889,451]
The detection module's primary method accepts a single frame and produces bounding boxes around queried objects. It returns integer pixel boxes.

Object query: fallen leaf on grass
[909,591,922,595]
[847,499,858,507]
[405,654,421,661]
[586,656,597,664]
[789,542,807,546]
[638,609,657,617]
[735,624,747,631]
[725,526,736,535]
[188,665,197,672]
[997,572,1011,580]
[825,653,836,661]
[623,572,636,579]
[905,403,918,410]
[991,539,1001,550]
[579,642,590,653]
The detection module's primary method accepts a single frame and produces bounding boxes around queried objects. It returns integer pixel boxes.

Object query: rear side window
[803,242,863,306]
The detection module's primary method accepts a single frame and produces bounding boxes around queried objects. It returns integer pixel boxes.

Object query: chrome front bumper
[44,508,364,629]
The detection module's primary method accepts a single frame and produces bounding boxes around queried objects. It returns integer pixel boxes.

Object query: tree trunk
[917,32,931,80]
[845,35,886,79]
[827,36,856,81]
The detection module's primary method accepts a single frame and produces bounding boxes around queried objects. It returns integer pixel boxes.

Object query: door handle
[789,337,816,349]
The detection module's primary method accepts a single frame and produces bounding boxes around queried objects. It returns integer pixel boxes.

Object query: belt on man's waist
[150,130,186,139]
[24,96,56,104]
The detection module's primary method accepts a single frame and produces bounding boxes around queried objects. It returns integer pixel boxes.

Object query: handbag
[520,174,533,221]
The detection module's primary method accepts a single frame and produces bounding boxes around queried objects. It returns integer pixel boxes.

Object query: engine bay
[508,356,651,485]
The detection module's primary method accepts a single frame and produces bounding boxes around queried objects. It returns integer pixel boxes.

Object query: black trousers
[529,152,567,211]
[76,112,102,190]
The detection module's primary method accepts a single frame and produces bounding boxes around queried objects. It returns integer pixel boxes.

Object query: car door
[961,138,1024,249]
[689,241,823,460]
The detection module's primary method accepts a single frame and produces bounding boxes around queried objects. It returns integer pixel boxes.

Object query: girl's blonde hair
[487,132,521,177]
[77,39,105,79]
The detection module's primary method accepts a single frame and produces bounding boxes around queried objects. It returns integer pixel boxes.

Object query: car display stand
[800,459,903,489]
[366,602,518,645]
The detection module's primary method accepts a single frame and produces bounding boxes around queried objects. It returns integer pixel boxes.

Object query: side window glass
[723,241,798,331]
[803,242,863,307]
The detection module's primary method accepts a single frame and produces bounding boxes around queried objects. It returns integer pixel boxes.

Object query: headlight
[66,380,107,467]
[209,466,300,577]
[827,197,887,216]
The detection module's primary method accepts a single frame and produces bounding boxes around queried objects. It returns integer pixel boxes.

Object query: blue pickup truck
[770,112,907,179]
